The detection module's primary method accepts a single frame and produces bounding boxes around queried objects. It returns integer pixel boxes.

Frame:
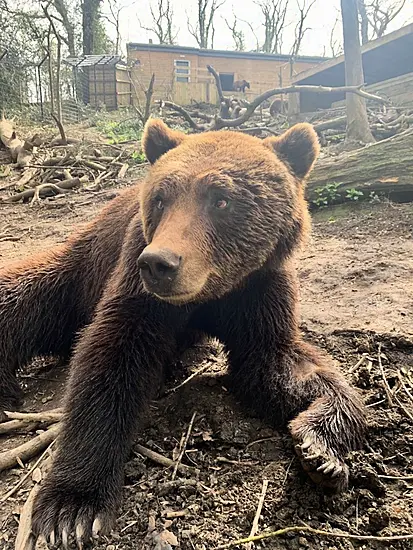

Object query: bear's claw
[293,433,349,492]
[32,484,115,549]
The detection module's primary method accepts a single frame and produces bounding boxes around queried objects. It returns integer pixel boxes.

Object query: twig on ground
[134,443,194,474]
[216,457,258,466]
[0,423,60,472]
[398,372,413,406]
[3,409,63,423]
[163,510,189,519]
[3,176,87,204]
[215,525,413,549]
[166,362,214,394]
[15,456,53,550]
[118,163,129,179]
[378,474,413,481]
[172,412,197,481]
[0,440,56,503]
[246,479,269,550]
[0,234,21,242]
[378,343,393,407]
[0,419,40,435]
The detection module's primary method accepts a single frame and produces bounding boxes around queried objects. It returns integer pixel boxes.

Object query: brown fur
[270,97,289,116]
[233,79,250,93]
[0,119,367,544]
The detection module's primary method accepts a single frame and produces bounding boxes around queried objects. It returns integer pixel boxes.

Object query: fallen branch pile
[0,135,144,205]
[308,104,413,145]
[160,64,389,136]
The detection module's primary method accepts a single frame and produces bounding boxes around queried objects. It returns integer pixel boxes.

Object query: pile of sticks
[1,143,133,205]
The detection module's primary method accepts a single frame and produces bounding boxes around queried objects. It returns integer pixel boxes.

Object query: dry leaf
[158,529,178,546]
[32,468,42,483]
[201,431,213,442]
[377,177,398,183]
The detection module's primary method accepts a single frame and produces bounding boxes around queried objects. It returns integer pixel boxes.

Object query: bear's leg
[31,292,185,544]
[0,254,84,413]
[216,268,367,492]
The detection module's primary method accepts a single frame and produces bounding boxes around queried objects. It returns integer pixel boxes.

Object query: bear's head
[138,119,319,305]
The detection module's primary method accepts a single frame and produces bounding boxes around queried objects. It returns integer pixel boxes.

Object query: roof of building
[127,42,327,64]
[64,55,125,68]
[292,22,413,86]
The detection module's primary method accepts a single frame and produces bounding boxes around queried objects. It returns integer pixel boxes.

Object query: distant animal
[233,79,250,93]
[270,98,289,116]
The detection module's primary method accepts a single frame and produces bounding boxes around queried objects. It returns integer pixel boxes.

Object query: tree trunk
[341,0,374,144]
[82,0,102,54]
[307,130,413,204]
[357,0,369,45]
[53,0,77,55]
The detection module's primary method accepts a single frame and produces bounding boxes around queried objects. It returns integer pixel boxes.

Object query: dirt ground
[0,179,413,549]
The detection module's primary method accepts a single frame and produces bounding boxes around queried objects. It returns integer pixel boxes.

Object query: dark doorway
[219,73,234,91]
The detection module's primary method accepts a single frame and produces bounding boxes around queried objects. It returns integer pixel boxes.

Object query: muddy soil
[0,184,412,549]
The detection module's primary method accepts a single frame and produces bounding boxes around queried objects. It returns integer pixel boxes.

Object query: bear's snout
[138,248,181,295]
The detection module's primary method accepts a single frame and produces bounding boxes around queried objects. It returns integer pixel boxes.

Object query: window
[174,60,190,67]
[174,59,190,83]
[219,73,234,92]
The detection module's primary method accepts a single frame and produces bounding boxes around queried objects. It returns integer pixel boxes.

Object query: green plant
[345,188,364,201]
[312,182,341,207]
[95,118,143,144]
[369,191,382,204]
[130,150,147,164]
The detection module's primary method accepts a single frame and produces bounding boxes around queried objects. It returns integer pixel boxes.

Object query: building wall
[127,47,321,106]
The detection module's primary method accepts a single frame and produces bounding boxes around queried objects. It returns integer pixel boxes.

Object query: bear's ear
[263,123,320,180]
[142,119,186,164]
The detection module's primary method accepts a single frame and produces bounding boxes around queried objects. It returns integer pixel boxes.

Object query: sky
[103,0,413,58]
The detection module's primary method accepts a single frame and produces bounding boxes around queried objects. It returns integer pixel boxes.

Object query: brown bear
[233,79,250,93]
[0,120,366,545]
[270,97,289,116]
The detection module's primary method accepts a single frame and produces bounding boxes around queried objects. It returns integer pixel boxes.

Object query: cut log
[307,130,413,204]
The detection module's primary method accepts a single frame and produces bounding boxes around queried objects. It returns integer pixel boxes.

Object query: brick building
[127,43,326,106]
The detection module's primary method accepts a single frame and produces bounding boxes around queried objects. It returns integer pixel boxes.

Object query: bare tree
[224,13,245,51]
[357,0,369,44]
[187,0,225,49]
[102,0,135,54]
[358,0,407,44]
[329,14,343,57]
[340,0,374,144]
[290,0,316,56]
[1,0,79,56]
[52,0,77,56]
[141,0,177,45]
[239,18,260,52]
[255,0,289,54]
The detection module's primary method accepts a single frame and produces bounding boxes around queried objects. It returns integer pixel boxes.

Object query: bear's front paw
[32,482,117,548]
[293,432,349,493]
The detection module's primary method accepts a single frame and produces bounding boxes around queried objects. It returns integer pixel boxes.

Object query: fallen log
[307,129,413,204]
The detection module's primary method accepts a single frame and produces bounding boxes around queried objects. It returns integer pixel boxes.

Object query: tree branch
[211,83,388,130]
[160,101,208,131]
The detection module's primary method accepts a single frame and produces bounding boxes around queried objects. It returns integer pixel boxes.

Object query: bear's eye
[214,198,229,210]
[155,196,164,210]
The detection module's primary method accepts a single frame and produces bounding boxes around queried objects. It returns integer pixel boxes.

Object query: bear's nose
[138,248,181,283]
